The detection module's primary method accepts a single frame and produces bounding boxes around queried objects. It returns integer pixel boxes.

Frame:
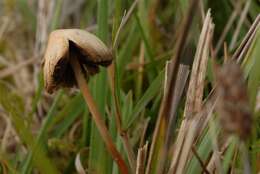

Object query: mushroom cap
[43,29,113,93]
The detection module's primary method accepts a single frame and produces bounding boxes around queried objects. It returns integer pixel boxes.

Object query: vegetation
[0,0,259,173]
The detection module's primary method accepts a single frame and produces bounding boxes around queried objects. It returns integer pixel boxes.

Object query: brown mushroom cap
[43,29,113,93]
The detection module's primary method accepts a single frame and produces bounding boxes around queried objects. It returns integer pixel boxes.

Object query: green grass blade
[125,70,164,129]
[88,0,111,173]
[0,82,59,174]
[50,0,63,30]
[117,22,140,79]
[246,27,260,109]
[21,90,63,174]
[17,0,36,31]
[28,72,44,126]
[52,94,85,138]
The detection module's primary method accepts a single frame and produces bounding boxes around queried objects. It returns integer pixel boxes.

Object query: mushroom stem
[70,58,129,174]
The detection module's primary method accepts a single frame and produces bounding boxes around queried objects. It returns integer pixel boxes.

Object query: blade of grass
[134,13,157,78]
[118,23,140,79]
[233,15,260,63]
[109,61,136,172]
[125,70,164,129]
[52,94,85,138]
[50,0,63,30]
[82,107,90,147]
[17,0,36,31]
[0,82,59,174]
[28,71,44,126]
[168,10,213,174]
[88,0,112,173]
[222,137,237,173]
[242,23,260,173]
[245,24,260,108]
[156,63,190,174]
[21,90,63,174]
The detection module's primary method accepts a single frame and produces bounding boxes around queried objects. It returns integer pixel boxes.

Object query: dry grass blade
[168,10,214,174]
[34,0,54,56]
[256,89,260,112]
[232,14,260,62]
[145,0,200,173]
[1,114,13,152]
[0,160,8,174]
[229,0,252,50]
[113,0,139,50]
[156,63,190,174]
[34,0,55,87]
[145,62,189,174]
[214,1,242,55]
[199,0,205,21]
[191,145,210,174]
[75,151,86,174]
[206,138,232,173]
[0,55,11,67]
[0,16,10,40]
[0,58,38,79]
[136,143,148,174]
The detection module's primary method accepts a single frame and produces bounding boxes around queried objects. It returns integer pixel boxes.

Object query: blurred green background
[0,0,259,173]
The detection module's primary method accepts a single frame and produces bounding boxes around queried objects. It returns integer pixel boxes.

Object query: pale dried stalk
[146,0,200,173]
[139,118,150,148]
[35,0,54,56]
[0,16,10,40]
[34,0,55,85]
[75,151,86,174]
[229,0,252,50]
[0,58,37,79]
[12,53,32,101]
[168,10,213,174]
[136,143,148,174]
[206,138,231,173]
[224,42,229,62]
[214,2,242,55]
[233,14,260,62]
[136,43,145,98]
[1,115,11,151]
[199,0,205,21]
[0,55,11,67]
[156,63,190,174]
[255,89,260,112]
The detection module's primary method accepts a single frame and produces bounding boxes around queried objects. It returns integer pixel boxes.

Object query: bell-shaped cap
[43,29,113,93]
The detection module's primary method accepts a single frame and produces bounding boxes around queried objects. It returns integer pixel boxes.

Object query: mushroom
[43,29,113,93]
[43,29,128,173]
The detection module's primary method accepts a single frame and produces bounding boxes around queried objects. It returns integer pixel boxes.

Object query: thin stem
[70,58,129,174]
[191,145,210,174]
[108,63,136,172]
[240,141,251,174]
